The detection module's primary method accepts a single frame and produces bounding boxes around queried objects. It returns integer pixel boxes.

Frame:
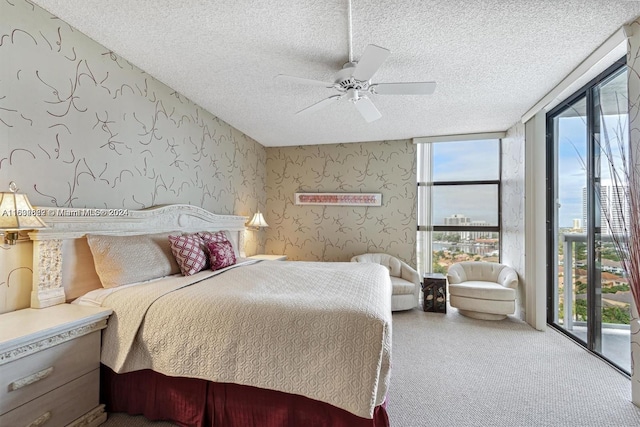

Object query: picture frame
[294,193,382,206]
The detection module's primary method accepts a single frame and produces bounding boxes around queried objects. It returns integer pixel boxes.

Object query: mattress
[77,260,392,419]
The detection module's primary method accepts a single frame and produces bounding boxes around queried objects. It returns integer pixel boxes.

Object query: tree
[575,242,587,262]
[575,280,587,294]
[448,233,461,243]
[574,299,587,321]
[602,306,631,324]
[432,261,447,275]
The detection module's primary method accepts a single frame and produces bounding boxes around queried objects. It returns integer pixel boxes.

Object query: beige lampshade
[247,211,268,228]
[0,182,47,229]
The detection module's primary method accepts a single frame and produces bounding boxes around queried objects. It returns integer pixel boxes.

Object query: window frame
[545,57,629,374]
[417,138,503,274]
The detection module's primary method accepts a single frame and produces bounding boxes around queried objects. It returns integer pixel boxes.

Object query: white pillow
[87,232,180,288]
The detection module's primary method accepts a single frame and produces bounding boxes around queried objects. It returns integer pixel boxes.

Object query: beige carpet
[103,307,640,426]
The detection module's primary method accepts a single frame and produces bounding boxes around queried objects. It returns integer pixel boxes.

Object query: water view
[430,232,499,275]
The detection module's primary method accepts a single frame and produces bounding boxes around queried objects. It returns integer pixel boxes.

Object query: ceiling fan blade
[296,95,343,115]
[275,74,334,88]
[352,44,391,81]
[353,96,382,123]
[372,82,437,95]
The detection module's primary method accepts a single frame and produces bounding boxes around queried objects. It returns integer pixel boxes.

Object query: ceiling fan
[275,0,437,123]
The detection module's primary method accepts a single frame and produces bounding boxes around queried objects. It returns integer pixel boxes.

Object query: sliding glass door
[549,94,588,338]
[547,60,630,373]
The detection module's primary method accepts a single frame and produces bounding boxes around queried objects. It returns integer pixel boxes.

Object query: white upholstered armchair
[351,253,420,311]
[447,261,519,320]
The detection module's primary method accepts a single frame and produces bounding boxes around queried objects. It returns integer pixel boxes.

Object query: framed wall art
[294,193,382,206]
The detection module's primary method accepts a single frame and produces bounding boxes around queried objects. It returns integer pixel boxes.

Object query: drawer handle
[26,411,51,427]
[8,366,54,392]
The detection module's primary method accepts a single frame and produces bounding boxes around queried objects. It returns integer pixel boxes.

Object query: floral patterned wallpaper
[501,122,526,318]
[0,0,266,313]
[264,140,417,266]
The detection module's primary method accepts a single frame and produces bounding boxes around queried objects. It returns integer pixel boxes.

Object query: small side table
[248,254,287,261]
[422,273,447,313]
[0,304,112,427]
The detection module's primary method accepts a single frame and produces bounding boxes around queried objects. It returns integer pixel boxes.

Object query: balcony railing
[560,232,630,331]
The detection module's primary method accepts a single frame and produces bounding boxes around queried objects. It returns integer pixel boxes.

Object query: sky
[419,112,628,229]
[419,139,499,225]
[557,115,587,228]
[557,114,628,228]
[555,67,629,229]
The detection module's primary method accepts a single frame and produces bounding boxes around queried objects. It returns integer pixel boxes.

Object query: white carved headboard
[28,205,247,308]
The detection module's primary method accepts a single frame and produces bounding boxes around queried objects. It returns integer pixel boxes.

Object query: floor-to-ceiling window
[417,137,501,276]
[547,59,630,373]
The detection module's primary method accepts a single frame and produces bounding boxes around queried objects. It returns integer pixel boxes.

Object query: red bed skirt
[101,366,389,427]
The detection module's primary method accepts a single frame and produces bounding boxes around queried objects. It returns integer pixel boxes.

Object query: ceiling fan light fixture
[275,0,436,123]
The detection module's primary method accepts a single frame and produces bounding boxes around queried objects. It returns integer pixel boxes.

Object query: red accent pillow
[207,240,236,271]
[168,234,208,276]
[197,231,229,245]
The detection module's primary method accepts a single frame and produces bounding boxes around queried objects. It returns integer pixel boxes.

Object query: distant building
[469,220,491,240]
[444,214,471,226]
[572,218,581,231]
[443,214,494,240]
[582,185,629,235]
[444,214,469,240]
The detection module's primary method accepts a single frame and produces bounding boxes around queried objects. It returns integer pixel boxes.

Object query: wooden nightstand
[249,254,287,261]
[0,304,112,427]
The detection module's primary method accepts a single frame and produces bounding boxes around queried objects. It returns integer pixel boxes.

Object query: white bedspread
[98,261,392,419]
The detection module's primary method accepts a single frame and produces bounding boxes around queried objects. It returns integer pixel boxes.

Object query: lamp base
[3,230,19,245]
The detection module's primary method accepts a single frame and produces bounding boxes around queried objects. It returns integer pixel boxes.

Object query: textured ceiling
[31,0,640,147]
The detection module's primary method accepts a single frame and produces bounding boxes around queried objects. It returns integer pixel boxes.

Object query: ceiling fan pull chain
[347,0,353,63]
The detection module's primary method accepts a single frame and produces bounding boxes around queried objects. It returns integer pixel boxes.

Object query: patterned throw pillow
[207,240,236,271]
[197,231,229,246]
[197,230,240,258]
[168,234,208,276]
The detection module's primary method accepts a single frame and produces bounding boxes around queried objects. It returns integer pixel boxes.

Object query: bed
[29,204,392,427]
